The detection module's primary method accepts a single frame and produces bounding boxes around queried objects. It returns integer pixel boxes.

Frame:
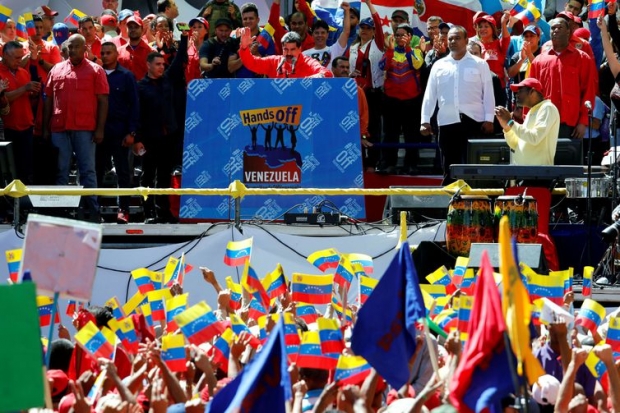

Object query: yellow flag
[499,216,544,385]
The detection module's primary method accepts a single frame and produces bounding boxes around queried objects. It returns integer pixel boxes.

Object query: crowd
[0,0,617,220]
[32,236,620,413]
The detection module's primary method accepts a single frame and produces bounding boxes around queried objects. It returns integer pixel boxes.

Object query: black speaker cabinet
[467,243,548,275]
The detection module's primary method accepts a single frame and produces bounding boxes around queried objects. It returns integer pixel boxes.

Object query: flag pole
[45,291,60,368]
[422,317,440,375]
[503,331,528,413]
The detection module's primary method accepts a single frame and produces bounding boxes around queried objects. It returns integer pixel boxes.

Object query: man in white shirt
[302,2,351,67]
[494,78,560,166]
[420,25,495,184]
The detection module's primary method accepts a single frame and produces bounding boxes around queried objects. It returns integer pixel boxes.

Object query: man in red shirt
[530,17,595,140]
[238,29,331,78]
[79,16,103,64]
[43,34,109,222]
[268,0,314,53]
[0,41,41,184]
[118,15,153,81]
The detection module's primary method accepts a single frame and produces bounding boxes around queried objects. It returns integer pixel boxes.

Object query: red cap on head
[126,15,143,27]
[557,11,581,24]
[46,369,69,396]
[40,5,59,17]
[100,15,117,27]
[510,77,545,96]
[474,15,497,27]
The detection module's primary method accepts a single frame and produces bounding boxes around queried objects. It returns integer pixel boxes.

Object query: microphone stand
[586,105,594,266]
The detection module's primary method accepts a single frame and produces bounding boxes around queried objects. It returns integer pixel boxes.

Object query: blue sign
[180,78,366,220]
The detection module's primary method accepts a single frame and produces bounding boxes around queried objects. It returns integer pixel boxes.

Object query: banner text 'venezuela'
[240,105,302,126]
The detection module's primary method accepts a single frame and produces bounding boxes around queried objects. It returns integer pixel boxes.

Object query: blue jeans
[51,131,98,212]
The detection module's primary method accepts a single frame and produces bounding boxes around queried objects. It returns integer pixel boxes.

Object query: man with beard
[238,29,332,78]
[199,18,238,78]
[494,78,559,166]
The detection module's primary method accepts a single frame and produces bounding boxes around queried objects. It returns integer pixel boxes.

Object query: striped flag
[575,298,606,334]
[296,302,319,324]
[162,333,187,372]
[346,253,373,274]
[23,12,36,36]
[64,9,87,27]
[334,255,356,288]
[147,289,172,321]
[105,296,125,321]
[307,248,340,272]
[317,318,344,354]
[0,5,13,31]
[16,16,28,41]
[513,1,541,26]
[585,348,608,379]
[224,238,253,266]
[291,273,333,304]
[5,248,22,283]
[174,301,224,345]
[225,276,243,310]
[426,266,451,286]
[37,296,60,327]
[457,295,474,343]
[212,328,235,372]
[75,321,114,360]
[140,303,154,327]
[242,261,270,311]
[527,273,564,306]
[583,266,593,298]
[358,275,378,305]
[334,354,371,385]
[229,313,261,348]
[131,268,157,294]
[165,293,188,331]
[296,331,338,370]
[122,291,146,315]
[263,263,288,300]
[589,0,606,19]
[606,317,620,354]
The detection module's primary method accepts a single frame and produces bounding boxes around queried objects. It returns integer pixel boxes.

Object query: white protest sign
[18,214,102,301]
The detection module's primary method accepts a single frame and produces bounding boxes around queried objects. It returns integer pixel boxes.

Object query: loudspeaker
[412,241,456,284]
[467,243,548,275]
[386,186,451,224]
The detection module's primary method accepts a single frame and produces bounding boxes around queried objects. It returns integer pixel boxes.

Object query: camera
[601,221,620,243]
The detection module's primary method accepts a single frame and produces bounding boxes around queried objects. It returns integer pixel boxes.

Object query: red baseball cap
[100,15,117,27]
[189,17,210,32]
[557,11,582,24]
[126,15,143,27]
[474,15,497,27]
[510,78,545,96]
[46,369,69,397]
[40,5,59,17]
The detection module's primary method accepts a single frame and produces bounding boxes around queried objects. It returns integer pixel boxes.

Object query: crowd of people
[0,0,617,220]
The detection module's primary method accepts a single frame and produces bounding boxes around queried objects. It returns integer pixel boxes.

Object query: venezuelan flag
[105,296,125,321]
[229,313,260,348]
[174,301,224,345]
[335,354,371,385]
[589,0,606,19]
[131,268,157,294]
[421,284,447,299]
[334,255,356,288]
[431,296,450,318]
[527,273,564,305]
[271,312,300,345]
[331,294,352,322]
[164,254,193,287]
[263,263,288,300]
[109,317,139,354]
[576,298,606,333]
[151,271,163,291]
[242,261,270,310]
[317,318,344,354]
[346,253,373,275]
[296,302,319,324]
[583,266,593,298]
[225,276,243,310]
[296,331,338,370]
[307,248,340,272]
[256,23,275,51]
[0,5,13,31]
[434,308,458,333]
[16,16,27,41]
[66,300,79,316]
[224,238,253,266]
[421,289,437,317]
[426,266,451,286]
[64,9,86,27]
[248,297,268,321]
[140,303,154,327]
[37,296,60,327]
[514,2,541,26]
[510,0,528,15]
[87,371,106,402]
[212,328,235,372]
[166,293,188,331]
[606,317,620,353]
[123,291,146,315]
[23,12,35,37]
[457,295,474,339]
[586,349,608,379]
[5,248,21,283]
[161,334,187,372]
[101,326,117,347]
[452,257,469,288]
[75,321,114,359]
[147,289,172,322]
[359,275,378,305]
[292,273,333,304]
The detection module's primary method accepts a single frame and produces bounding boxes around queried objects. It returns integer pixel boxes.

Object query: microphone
[291,57,297,75]
[276,57,286,75]
[585,100,592,111]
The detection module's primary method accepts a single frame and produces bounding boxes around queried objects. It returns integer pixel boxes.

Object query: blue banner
[180,78,366,220]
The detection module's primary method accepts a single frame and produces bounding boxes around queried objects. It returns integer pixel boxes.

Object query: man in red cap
[38,5,59,41]
[117,15,154,80]
[495,78,560,165]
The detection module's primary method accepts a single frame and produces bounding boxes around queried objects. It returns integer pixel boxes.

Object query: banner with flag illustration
[575,298,606,333]
[307,248,340,272]
[75,321,114,359]
[162,333,187,372]
[291,273,333,304]
[174,301,224,345]
[224,238,253,266]
[6,248,22,283]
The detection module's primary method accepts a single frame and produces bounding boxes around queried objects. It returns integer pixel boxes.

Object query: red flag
[449,250,516,412]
